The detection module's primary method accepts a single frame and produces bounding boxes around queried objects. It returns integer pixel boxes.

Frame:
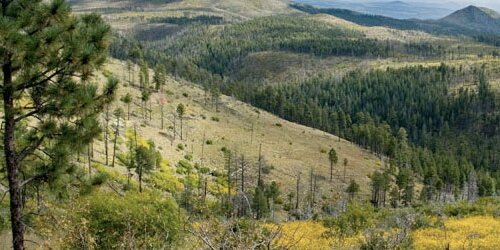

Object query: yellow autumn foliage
[413,216,500,250]
[270,221,361,250]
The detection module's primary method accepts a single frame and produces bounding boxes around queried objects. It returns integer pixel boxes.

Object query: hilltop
[440,5,500,34]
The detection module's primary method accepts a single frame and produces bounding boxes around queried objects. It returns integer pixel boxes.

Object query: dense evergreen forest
[110,15,500,201]
[243,65,499,200]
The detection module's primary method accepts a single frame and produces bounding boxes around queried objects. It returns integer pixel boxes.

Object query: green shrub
[323,202,375,238]
[206,140,213,145]
[177,143,185,150]
[184,154,193,161]
[72,191,183,249]
[211,116,220,122]
[91,172,108,186]
[176,160,193,175]
[200,167,211,174]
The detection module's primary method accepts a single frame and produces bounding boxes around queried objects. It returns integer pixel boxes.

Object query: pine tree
[120,93,133,120]
[210,85,221,112]
[135,144,156,192]
[141,89,151,119]
[253,185,269,219]
[112,108,124,168]
[328,148,338,182]
[153,64,166,91]
[1,1,114,248]
[346,180,360,200]
[177,103,186,140]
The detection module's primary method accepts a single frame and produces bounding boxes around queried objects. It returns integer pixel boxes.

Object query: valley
[1,0,499,249]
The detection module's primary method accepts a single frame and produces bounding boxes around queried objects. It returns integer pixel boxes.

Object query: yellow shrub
[413,216,500,250]
[270,221,361,249]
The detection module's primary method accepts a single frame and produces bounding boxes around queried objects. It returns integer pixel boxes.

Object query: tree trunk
[180,117,183,140]
[112,116,119,168]
[104,106,109,165]
[149,101,152,121]
[3,56,25,250]
[295,173,300,210]
[330,162,333,182]
[257,144,262,185]
[173,115,176,141]
[127,103,130,120]
[88,144,92,174]
[160,105,164,129]
[139,167,143,193]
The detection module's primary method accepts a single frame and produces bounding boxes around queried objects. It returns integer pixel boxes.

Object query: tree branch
[14,105,46,123]
[20,173,48,188]
[17,136,45,163]
[15,67,65,91]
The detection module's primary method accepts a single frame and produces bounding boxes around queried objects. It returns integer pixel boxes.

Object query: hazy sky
[382,0,499,11]
[413,0,500,10]
[299,0,500,12]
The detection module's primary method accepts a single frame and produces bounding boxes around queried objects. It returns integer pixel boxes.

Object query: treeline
[149,15,224,25]
[241,65,499,200]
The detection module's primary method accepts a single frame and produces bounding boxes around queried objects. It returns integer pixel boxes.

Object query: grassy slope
[101,59,382,197]
[71,0,297,32]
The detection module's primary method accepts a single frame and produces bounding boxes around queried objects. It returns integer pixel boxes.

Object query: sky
[295,0,500,12]
[411,0,500,11]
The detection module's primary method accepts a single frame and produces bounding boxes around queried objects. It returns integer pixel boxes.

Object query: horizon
[292,0,500,13]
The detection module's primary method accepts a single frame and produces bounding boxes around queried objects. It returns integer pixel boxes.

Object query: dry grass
[99,59,382,199]
[310,14,453,43]
[71,0,298,31]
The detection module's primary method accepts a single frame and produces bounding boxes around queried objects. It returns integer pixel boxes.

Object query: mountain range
[292,3,500,36]
[292,0,455,19]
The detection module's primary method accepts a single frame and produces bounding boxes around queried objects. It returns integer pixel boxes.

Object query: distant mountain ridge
[440,5,500,34]
[292,0,455,19]
[292,3,500,37]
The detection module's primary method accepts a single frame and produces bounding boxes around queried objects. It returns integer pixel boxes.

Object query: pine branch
[17,136,45,163]
[15,67,65,91]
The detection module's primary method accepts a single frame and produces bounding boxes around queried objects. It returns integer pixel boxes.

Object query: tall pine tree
[1,1,114,249]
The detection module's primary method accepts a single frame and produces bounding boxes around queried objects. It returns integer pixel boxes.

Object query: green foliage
[176,160,193,175]
[346,180,360,199]
[176,103,186,117]
[323,202,375,238]
[152,64,166,90]
[134,145,156,175]
[415,197,500,218]
[253,186,269,219]
[328,148,338,165]
[64,191,183,249]
[150,162,184,193]
[184,154,193,161]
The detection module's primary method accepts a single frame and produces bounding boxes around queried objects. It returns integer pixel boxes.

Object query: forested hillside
[1,0,500,249]
[292,3,500,45]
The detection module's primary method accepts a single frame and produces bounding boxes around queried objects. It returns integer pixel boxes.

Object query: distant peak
[444,5,500,20]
